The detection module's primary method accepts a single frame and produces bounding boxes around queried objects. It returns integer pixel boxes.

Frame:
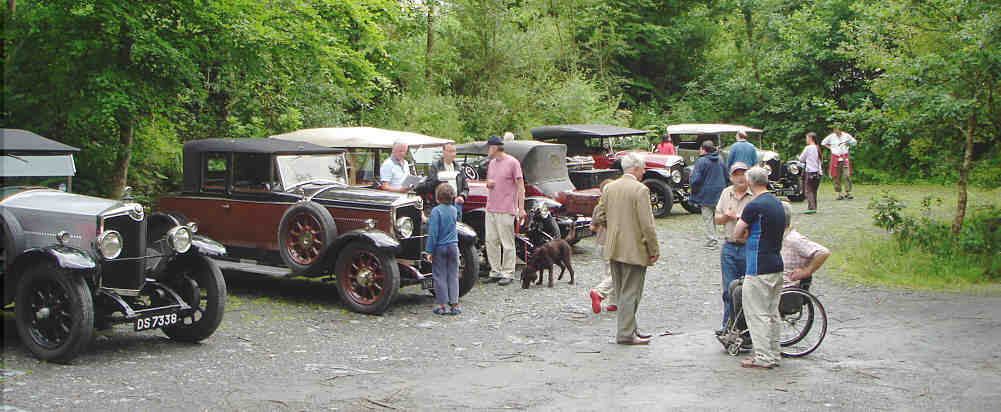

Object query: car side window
[232,153,274,193]
[203,152,228,192]
[346,150,376,186]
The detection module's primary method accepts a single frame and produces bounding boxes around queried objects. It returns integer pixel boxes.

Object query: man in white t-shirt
[820,127,858,200]
[380,141,412,193]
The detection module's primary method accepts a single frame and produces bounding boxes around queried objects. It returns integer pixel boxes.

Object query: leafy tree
[845,0,1001,233]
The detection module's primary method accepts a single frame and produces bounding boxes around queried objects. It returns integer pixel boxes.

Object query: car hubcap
[343,251,385,305]
[650,191,664,212]
[286,212,324,266]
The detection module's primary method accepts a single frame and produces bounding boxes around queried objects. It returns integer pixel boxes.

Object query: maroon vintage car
[156,138,479,314]
[454,140,596,244]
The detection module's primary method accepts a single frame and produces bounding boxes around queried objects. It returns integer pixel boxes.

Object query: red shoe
[589,290,602,314]
[606,305,617,312]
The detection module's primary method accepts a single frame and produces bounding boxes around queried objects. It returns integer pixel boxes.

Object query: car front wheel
[15,262,94,364]
[643,179,674,218]
[161,256,227,342]
[334,240,400,314]
[458,242,480,297]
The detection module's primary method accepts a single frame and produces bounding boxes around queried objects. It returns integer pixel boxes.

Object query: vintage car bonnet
[270,127,454,149]
[181,138,342,193]
[455,141,575,194]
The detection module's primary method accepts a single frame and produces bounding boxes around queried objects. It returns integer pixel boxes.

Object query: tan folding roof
[271,127,454,149]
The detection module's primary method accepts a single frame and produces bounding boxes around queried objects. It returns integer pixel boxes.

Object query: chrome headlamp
[395,216,414,238]
[788,163,800,175]
[186,221,199,234]
[671,169,682,184]
[97,230,123,259]
[167,226,192,253]
[763,164,773,175]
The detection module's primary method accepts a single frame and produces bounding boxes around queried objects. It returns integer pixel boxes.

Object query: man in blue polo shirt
[727,129,758,171]
[733,165,785,369]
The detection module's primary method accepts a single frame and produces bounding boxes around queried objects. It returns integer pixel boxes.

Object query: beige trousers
[592,245,616,305]
[485,211,516,279]
[611,261,646,342]
[743,272,783,366]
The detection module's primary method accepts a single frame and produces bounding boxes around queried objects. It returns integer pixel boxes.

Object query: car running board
[213,258,294,277]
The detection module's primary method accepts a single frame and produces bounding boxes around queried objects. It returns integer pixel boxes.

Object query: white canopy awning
[666,123,762,135]
[271,127,454,149]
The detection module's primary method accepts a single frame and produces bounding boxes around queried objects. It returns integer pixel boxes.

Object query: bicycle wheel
[779,287,827,357]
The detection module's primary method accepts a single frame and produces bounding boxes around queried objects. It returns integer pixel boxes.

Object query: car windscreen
[276,154,348,189]
[1,154,76,177]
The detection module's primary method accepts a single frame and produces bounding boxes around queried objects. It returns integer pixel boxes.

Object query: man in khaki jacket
[591,153,660,345]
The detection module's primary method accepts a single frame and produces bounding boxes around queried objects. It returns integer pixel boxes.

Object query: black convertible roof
[183,138,343,155]
[531,124,650,140]
[1,129,81,153]
[455,140,561,162]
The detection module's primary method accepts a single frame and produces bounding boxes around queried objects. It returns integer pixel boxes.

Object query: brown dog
[521,228,575,288]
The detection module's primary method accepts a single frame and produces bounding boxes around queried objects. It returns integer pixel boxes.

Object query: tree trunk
[109,22,135,199]
[7,0,14,15]
[741,4,760,84]
[952,114,975,234]
[425,1,434,80]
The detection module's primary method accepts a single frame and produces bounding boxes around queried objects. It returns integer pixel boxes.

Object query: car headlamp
[671,169,682,184]
[97,230,123,259]
[788,163,800,175]
[186,221,199,234]
[395,216,414,238]
[763,164,773,175]
[537,202,551,218]
[167,225,192,253]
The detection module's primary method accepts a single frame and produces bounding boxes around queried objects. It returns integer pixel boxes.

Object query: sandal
[449,306,462,315]
[432,307,449,315]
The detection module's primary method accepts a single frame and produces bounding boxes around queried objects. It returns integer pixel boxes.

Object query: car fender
[1,208,26,271]
[188,235,227,257]
[456,222,477,245]
[461,208,487,241]
[329,229,400,257]
[643,168,673,181]
[10,246,97,275]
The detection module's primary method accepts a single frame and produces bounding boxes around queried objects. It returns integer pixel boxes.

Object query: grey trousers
[611,261,647,342]
[743,272,783,366]
[431,245,459,305]
[701,206,718,242]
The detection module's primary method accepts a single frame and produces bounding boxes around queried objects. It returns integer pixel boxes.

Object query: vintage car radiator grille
[101,214,147,292]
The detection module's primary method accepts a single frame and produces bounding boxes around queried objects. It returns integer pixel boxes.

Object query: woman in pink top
[654,134,676,155]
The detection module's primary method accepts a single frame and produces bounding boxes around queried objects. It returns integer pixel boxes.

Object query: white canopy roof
[666,123,762,135]
[271,127,454,149]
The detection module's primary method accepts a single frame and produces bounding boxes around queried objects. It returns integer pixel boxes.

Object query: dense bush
[870,192,1001,278]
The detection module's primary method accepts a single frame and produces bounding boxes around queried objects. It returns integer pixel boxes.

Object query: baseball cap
[729,162,750,174]
[487,135,504,146]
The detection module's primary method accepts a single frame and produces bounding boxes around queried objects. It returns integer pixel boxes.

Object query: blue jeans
[432,244,459,305]
[720,242,746,328]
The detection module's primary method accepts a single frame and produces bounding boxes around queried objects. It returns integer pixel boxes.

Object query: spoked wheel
[161,256,227,342]
[458,242,480,297]
[643,179,674,218]
[278,201,337,273]
[779,287,827,357]
[335,241,400,314]
[15,262,94,364]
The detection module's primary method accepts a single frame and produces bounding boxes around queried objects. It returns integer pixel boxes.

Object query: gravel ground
[3,185,1001,411]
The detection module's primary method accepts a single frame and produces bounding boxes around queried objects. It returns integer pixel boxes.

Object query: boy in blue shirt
[426,183,461,315]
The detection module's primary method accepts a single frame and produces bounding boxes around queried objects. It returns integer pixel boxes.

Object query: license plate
[135,313,179,331]
[421,276,434,290]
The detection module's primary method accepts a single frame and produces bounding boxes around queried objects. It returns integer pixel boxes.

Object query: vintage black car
[668,123,805,202]
[1,129,227,363]
[157,138,479,314]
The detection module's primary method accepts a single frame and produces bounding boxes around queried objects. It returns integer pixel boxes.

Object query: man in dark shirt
[733,165,786,369]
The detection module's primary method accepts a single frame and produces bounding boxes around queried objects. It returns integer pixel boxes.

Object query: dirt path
[3,185,1000,411]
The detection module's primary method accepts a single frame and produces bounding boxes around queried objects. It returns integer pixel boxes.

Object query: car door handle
[221,204,231,209]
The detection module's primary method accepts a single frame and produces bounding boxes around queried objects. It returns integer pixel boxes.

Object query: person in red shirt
[654,134,675,155]
[592,146,612,169]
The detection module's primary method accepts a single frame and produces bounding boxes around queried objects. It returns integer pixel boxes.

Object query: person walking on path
[798,132,822,213]
[733,166,787,369]
[483,135,525,286]
[591,153,660,345]
[727,130,758,172]
[426,184,461,315]
[654,133,676,155]
[588,179,617,314]
[690,140,729,248]
[821,126,858,200]
[713,162,753,335]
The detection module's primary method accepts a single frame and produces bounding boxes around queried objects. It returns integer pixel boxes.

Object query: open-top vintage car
[270,127,454,187]
[454,140,596,244]
[531,124,692,218]
[667,123,805,202]
[1,129,227,363]
[156,138,478,314]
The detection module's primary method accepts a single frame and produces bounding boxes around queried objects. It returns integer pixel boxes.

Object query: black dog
[521,229,575,288]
